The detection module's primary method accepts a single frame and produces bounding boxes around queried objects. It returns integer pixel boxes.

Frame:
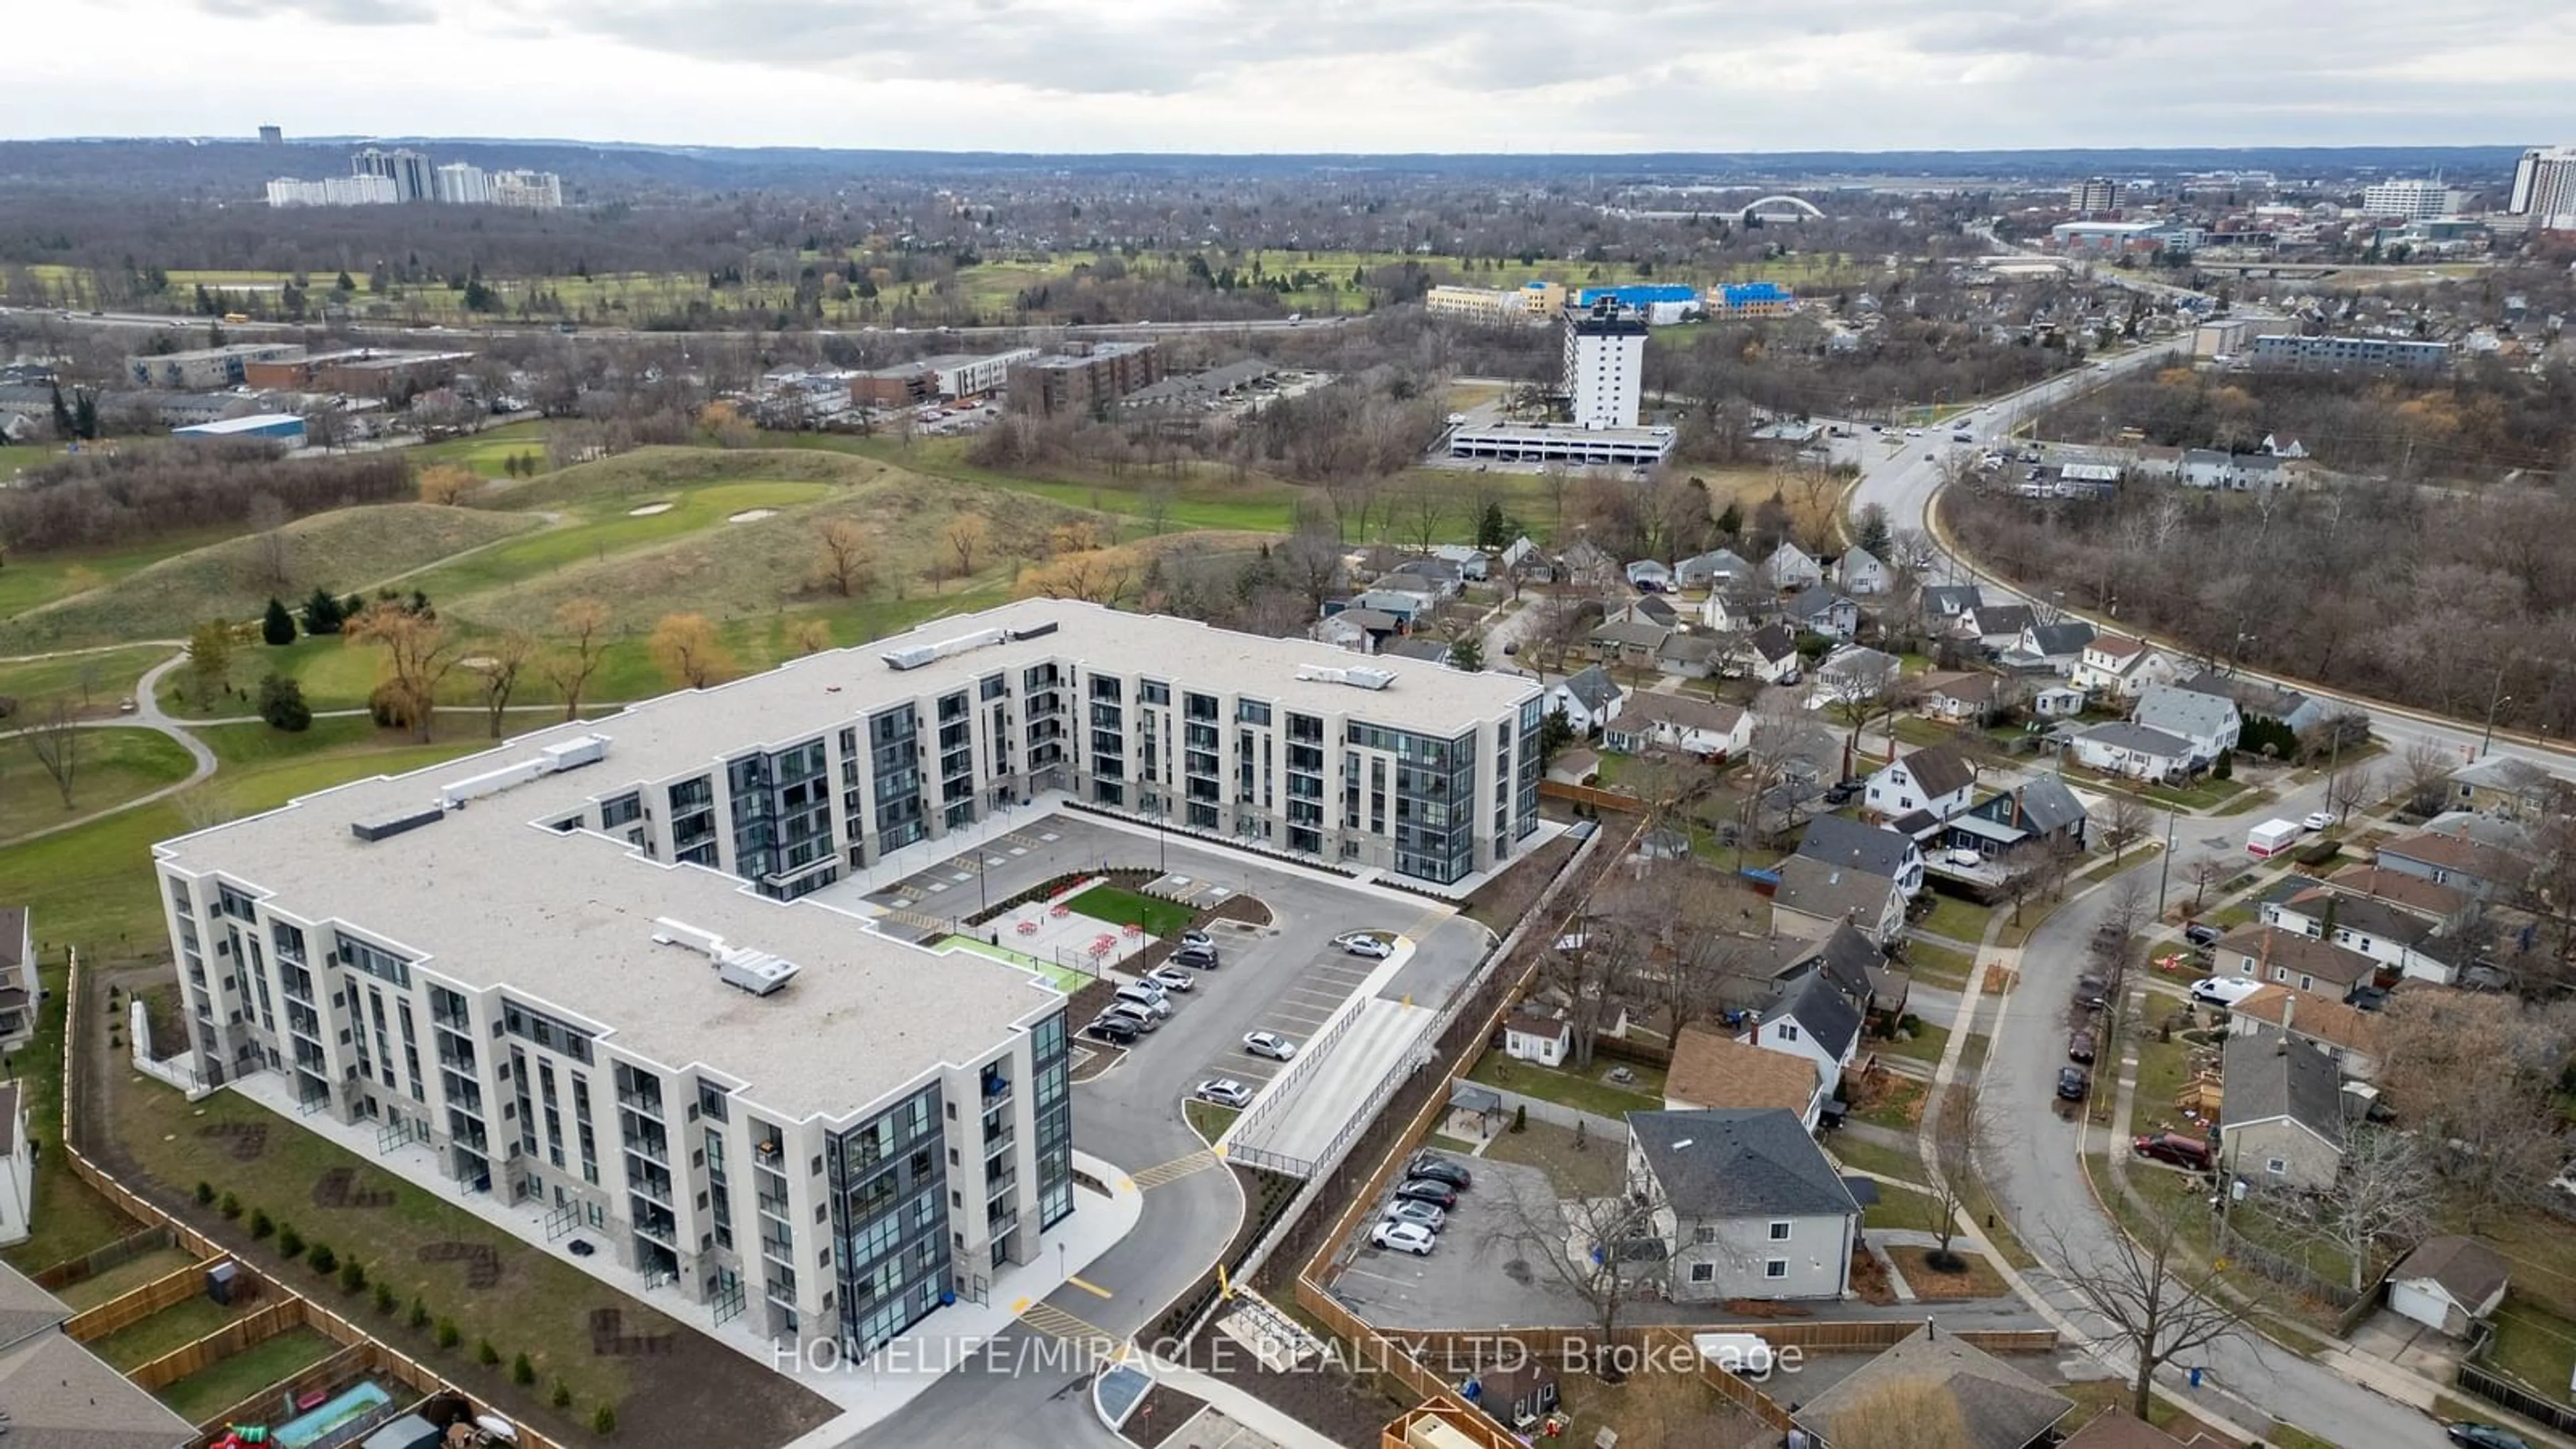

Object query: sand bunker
[728,508,778,523]
[627,502,674,517]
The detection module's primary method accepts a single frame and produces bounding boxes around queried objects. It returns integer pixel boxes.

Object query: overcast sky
[10,0,2569,152]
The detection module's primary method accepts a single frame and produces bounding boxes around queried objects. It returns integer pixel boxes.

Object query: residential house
[1558,538,1622,590]
[1728,623,1805,685]
[1805,919,1910,1025]
[1665,1028,1827,1129]
[1499,535,1546,581]
[1770,855,1907,943]
[0,1254,197,1444]
[1793,1325,2073,1449]
[2219,1031,2347,1191]
[2032,684,2086,718]
[1675,548,1754,590]
[1612,594,1682,631]
[1625,559,1676,592]
[1949,777,2090,858]
[1346,587,1432,625]
[1627,1108,1862,1303]
[2386,1237,2510,1338]
[1918,669,2003,724]
[1377,637,1454,667]
[1548,665,1626,734]
[1605,695,1750,761]
[1699,582,1776,633]
[1810,645,1902,708]
[2226,985,2383,1081]
[1959,602,2035,651]
[1797,814,1927,896]
[1385,557,1462,598]
[1589,617,1672,668]
[1464,1361,1562,1435]
[1430,543,1491,580]
[2323,864,2471,932]
[1548,747,1601,786]
[2260,880,2464,985]
[2070,721,2195,782]
[1655,632,1723,680]
[2181,449,2289,490]
[2374,830,2527,902]
[1835,546,1889,594]
[2129,445,2185,482]
[1784,584,1860,641]
[1503,1006,1573,1067]
[1766,542,1824,589]
[2262,433,2310,460]
[2448,755,2563,818]
[0,907,26,1055]
[2132,683,2240,765]
[1920,584,1984,623]
[1743,969,1866,1084]
[2214,925,2379,1003]
[2010,621,2097,675]
[1313,607,1403,652]
[2171,671,2330,736]
[2072,633,2180,699]
[1864,743,1978,823]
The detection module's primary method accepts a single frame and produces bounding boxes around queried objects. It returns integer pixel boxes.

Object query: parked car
[1334,933,1394,959]
[1149,967,1197,994]
[1371,1220,1438,1256]
[2182,922,2224,948]
[1104,1002,1162,1033]
[2057,1066,2090,1102]
[2068,1030,2097,1065]
[117,697,138,714]
[1086,1015,1140,1044]
[2446,1424,2530,1449]
[1171,945,1219,970]
[1384,1199,1448,1230]
[1178,928,1214,951]
[2073,975,2109,1010]
[2190,976,2261,1008]
[1194,1079,1252,1109]
[2132,1132,2214,1171]
[1243,1031,1297,1061]
[1390,1179,1458,1209]
[2302,810,2336,831]
[1405,1152,1473,1190]
[1823,780,1862,806]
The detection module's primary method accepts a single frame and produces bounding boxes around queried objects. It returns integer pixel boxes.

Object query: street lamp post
[2483,694,2513,760]
[2156,808,2176,917]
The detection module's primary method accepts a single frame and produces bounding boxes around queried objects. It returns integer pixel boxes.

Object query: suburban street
[1858,345,2506,1446]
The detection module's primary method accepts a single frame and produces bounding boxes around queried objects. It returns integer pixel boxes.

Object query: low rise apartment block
[1006,342,1163,416]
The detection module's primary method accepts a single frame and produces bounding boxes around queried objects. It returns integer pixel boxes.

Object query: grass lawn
[155,1326,339,1423]
[55,1247,203,1310]
[0,644,172,720]
[87,1293,250,1372]
[1888,1246,2008,1299]
[937,937,1093,995]
[408,419,551,478]
[1852,1075,1926,1132]
[1,951,141,1273]
[109,1079,653,1412]
[0,727,195,842]
[0,531,235,620]
[1827,1136,1927,1189]
[1186,1099,1239,1144]
[1465,1053,1662,1122]
[1066,885,1195,940]
[2074,845,2159,887]
[1905,943,1975,989]
[1862,1182,1947,1234]
[1483,1118,1625,1198]
[2485,1296,2576,1395]
[1915,893,1994,944]
[1875,1020,1950,1068]
[407,480,837,602]
[1887,716,1960,748]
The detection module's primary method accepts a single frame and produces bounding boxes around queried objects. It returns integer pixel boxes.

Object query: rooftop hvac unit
[1008,621,1061,641]
[651,918,725,955]
[882,627,1008,671]
[541,734,609,771]
[1295,663,1397,690]
[716,947,798,996]
[439,758,547,808]
[351,803,444,843]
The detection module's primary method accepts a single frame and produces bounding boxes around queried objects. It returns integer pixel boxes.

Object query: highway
[1849,344,2541,1448]
[0,303,1352,345]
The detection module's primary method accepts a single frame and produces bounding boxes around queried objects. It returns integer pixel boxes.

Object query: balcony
[756,1191,790,1222]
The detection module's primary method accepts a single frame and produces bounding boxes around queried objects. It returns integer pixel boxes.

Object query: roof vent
[351,804,443,843]
[1295,663,1397,691]
[651,918,798,997]
[883,627,1008,672]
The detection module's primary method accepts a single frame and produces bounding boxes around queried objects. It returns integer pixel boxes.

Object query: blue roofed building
[1574,283,1701,309]
[1714,282,1796,315]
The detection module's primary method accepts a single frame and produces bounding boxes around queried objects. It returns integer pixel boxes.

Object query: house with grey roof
[1796,814,1925,894]
[2070,720,2195,782]
[1771,855,1907,945]
[1746,967,1867,1085]
[2133,682,2241,764]
[2448,754,2564,819]
[1675,547,1754,589]
[2220,1032,2348,1191]
[1917,669,2004,724]
[1377,637,1455,667]
[1627,1108,1861,1301]
[1548,665,1625,734]
[1959,602,2034,648]
[1809,643,1900,705]
[1766,542,1824,589]
[1864,743,1978,824]
[1727,622,1804,684]
[0,1261,194,1449]
[1655,631,1723,680]
[1794,1324,2072,1449]
[2172,670,2330,735]
[1921,584,1984,621]
[1625,558,1675,591]
[2010,621,2097,674]
[1784,583,1860,640]
[2182,449,2289,490]
[2260,881,2465,985]
[1589,616,1672,667]
[1834,545,1889,594]
[1605,694,1750,760]
[2387,1236,2510,1338]
[1953,777,2089,857]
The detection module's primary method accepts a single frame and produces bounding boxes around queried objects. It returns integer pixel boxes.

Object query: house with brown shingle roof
[2375,830,2528,901]
[1665,1026,1827,1129]
[2325,863,2471,931]
[2225,985,2382,1080]
[2212,925,2379,1003]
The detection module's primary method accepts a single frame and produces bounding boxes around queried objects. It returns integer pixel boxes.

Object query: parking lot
[1200,942,1389,1089]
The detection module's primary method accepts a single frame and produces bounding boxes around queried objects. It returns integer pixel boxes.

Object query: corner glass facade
[1031,1012,1073,1228]
[727,739,837,900]
[827,1083,951,1356]
[1352,720,1479,883]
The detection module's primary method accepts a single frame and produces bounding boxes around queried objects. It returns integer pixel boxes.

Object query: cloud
[197,0,433,23]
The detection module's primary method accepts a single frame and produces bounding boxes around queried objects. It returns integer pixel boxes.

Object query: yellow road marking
[1065,1274,1113,1299]
[1130,1150,1219,1189]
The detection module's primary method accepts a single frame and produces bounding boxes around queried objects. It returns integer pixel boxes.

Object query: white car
[1177,928,1214,951]
[1194,1079,1252,1109]
[1335,933,1393,959]
[2190,976,2262,1008]
[1383,1199,1448,1230]
[2302,811,2335,831]
[1243,1031,1297,1061]
[1371,1220,1437,1256]
[1149,967,1197,993]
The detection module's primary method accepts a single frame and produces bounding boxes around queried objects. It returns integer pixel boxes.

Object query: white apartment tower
[2360,178,2462,220]
[434,163,490,205]
[1564,303,1648,431]
[151,602,1542,1356]
[2510,146,2576,228]
[2069,177,2121,215]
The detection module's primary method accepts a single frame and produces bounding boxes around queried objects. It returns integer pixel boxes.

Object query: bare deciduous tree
[2394,737,2456,816]
[942,513,991,586]
[541,598,612,722]
[348,603,464,743]
[18,696,81,808]
[244,492,293,590]
[1478,1158,1672,1375]
[2040,1213,2263,1419]
[815,519,875,598]
[474,631,535,739]
[2099,792,2153,865]
[2325,759,2382,824]
[2375,991,2576,1222]
[1922,1083,1988,1273]
[2185,855,2231,914]
[648,612,734,690]
[2304,1126,2433,1293]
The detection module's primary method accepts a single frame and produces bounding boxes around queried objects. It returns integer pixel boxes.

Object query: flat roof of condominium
[156,600,1535,1118]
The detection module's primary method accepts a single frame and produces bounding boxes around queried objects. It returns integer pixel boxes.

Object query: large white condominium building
[1564,303,1648,431]
[2510,146,2576,228]
[151,602,1541,1355]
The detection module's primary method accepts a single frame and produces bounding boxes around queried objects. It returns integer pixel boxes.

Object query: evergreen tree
[1715,500,1746,539]
[1474,499,1510,550]
[48,380,73,438]
[70,390,98,441]
[258,674,312,732]
[261,597,297,645]
[302,587,345,635]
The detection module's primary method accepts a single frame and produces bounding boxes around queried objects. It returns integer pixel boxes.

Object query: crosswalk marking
[1129,1150,1219,1190]
[1016,1300,1122,1364]
[879,908,949,935]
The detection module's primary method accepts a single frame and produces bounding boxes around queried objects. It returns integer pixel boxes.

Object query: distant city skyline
[6,0,2569,154]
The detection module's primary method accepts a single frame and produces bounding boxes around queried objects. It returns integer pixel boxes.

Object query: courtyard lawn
[1914,893,1994,943]
[1185,1100,1239,1145]
[939,936,1094,995]
[1065,885,1195,941]
[154,1328,339,1424]
[54,1247,203,1310]
[1826,1136,1928,1190]
[1904,943,1976,990]
[1862,1183,1948,1234]
[2486,1297,2576,1397]
[1876,1020,1951,1068]
[1464,1053,1662,1122]
[0,727,195,842]
[1481,1118,1625,1198]
[87,1294,250,1372]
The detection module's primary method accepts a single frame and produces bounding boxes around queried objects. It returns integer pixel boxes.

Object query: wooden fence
[192,1342,374,1443]
[66,1257,246,1342]
[1537,780,1634,812]
[129,1299,305,1391]
[31,1222,170,1291]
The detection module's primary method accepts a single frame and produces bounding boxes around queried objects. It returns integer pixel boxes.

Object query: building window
[1777,1023,1799,1042]
[1764,1260,1788,1279]
[1768,1221,1792,1242]
[1688,1263,1715,1284]
[1691,1224,1717,1245]
[2266,1158,2288,1176]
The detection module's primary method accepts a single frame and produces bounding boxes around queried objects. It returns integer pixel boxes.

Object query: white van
[1114,983,1173,1018]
